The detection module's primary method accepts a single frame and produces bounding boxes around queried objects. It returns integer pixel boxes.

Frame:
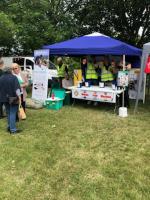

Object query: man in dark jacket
[0,66,22,134]
[81,57,87,82]
[0,59,4,118]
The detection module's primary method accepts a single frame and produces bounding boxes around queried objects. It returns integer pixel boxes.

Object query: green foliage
[104,0,150,46]
[0,0,150,55]
[69,0,150,47]
[0,12,15,55]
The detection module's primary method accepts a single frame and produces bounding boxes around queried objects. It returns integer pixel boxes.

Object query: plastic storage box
[51,88,66,99]
[45,88,66,110]
[45,97,63,110]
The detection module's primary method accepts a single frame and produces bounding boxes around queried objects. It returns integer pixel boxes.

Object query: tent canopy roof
[43,32,142,56]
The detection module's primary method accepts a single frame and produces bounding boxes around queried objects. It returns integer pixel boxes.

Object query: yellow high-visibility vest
[56,64,66,78]
[101,66,114,82]
[86,63,98,80]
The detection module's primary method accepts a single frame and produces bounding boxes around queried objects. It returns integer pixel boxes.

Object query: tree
[0,0,78,55]
[0,12,15,55]
[1,0,150,55]
[105,0,150,47]
[66,0,150,47]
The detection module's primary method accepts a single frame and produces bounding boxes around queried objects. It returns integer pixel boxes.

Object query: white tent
[134,42,150,112]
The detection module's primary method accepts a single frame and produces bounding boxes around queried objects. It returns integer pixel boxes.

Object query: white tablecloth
[68,86,123,103]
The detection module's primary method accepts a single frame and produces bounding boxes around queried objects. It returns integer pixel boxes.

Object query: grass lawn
[0,100,150,200]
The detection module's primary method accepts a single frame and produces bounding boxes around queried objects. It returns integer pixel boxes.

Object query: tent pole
[143,74,147,103]
[123,55,125,71]
[122,55,125,107]
[134,52,148,113]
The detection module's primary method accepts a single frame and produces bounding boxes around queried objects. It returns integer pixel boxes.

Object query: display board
[32,70,48,101]
[34,49,49,71]
[128,69,145,100]
[32,49,49,101]
[117,71,129,87]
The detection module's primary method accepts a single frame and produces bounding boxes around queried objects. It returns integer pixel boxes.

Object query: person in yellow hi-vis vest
[86,58,98,86]
[108,60,118,83]
[64,57,74,79]
[101,66,114,82]
[56,57,68,87]
[100,59,114,83]
[86,57,98,106]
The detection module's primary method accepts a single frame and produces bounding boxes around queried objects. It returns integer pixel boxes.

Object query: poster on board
[34,49,49,71]
[32,49,49,101]
[32,70,48,102]
[117,71,129,87]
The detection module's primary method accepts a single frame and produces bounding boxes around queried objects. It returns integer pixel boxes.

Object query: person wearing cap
[0,59,5,118]
[56,57,68,87]
[0,66,22,134]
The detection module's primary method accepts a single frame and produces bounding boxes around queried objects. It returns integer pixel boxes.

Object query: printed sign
[34,49,49,71]
[117,71,129,87]
[72,89,115,103]
[99,92,114,102]
[32,70,48,102]
[32,49,49,101]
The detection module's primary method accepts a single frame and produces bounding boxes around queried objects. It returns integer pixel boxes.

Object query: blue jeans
[0,102,4,117]
[4,103,18,132]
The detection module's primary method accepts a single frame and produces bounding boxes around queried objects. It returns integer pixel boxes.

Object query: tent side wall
[134,43,150,112]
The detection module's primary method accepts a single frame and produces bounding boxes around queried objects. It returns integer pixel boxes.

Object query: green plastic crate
[51,88,66,99]
[45,98,63,110]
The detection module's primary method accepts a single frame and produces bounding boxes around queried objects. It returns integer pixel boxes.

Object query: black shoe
[0,116,5,119]
[10,129,22,134]
[7,128,10,132]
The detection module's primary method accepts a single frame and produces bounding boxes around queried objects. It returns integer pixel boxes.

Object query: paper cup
[85,82,89,87]
[99,82,104,88]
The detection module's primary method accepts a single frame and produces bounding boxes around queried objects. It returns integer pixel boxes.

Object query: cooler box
[51,88,66,99]
[45,88,66,110]
[45,97,63,110]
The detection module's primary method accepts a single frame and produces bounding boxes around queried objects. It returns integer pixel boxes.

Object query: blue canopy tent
[42,33,143,110]
[43,32,142,57]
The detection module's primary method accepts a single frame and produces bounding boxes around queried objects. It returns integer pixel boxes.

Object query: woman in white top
[12,63,28,112]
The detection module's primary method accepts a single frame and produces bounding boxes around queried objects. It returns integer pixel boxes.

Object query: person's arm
[21,74,29,88]
[16,88,22,106]
[14,77,22,106]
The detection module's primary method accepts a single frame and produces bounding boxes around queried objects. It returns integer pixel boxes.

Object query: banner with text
[32,70,48,102]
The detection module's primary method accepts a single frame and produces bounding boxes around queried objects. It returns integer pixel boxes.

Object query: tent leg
[134,53,148,113]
